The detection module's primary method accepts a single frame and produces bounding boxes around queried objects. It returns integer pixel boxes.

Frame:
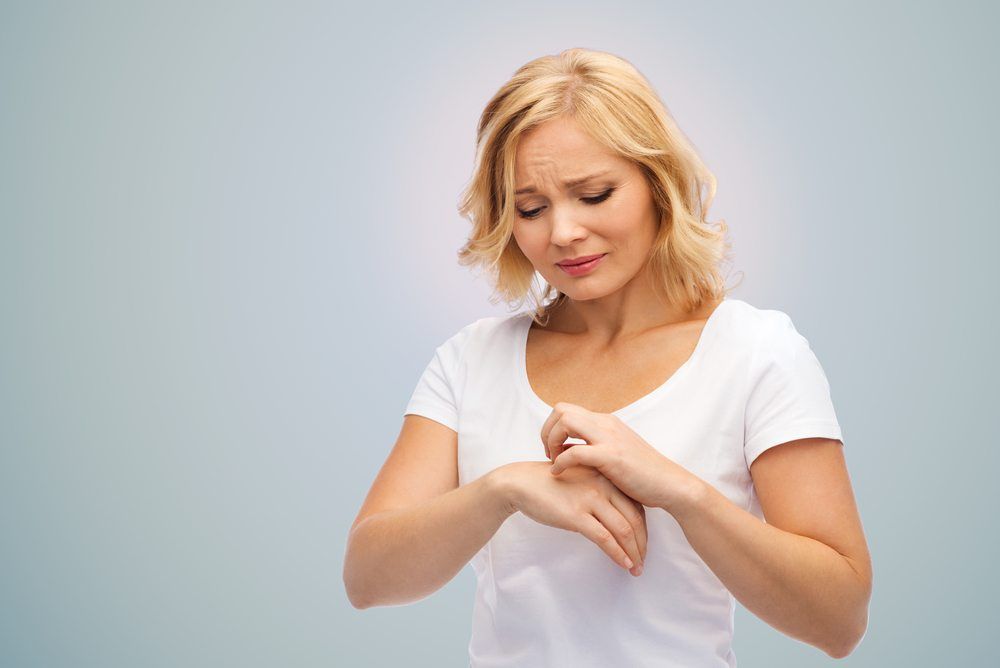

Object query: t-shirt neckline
[514,298,732,419]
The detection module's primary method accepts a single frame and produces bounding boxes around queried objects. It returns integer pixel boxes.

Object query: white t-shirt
[403,298,843,667]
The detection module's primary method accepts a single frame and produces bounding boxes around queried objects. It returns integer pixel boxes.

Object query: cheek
[513,226,546,258]
[605,205,653,246]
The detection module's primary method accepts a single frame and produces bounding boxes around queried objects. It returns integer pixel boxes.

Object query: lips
[557,253,607,267]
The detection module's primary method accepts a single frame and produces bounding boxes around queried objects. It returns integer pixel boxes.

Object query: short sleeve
[402,323,474,433]
[744,311,843,468]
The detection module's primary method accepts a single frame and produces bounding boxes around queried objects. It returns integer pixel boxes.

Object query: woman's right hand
[498,461,647,576]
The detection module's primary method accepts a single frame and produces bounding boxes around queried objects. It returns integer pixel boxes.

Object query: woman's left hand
[541,402,704,515]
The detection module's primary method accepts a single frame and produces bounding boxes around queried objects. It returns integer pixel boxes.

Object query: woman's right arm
[344,462,513,609]
[344,415,647,609]
[344,415,514,609]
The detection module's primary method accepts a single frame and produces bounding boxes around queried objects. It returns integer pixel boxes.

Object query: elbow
[343,530,373,610]
[825,610,870,659]
[344,571,371,610]
[347,591,372,610]
[826,642,853,660]
[343,565,367,609]
[826,566,872,659]
[344,566,378,610]
[827,639,859,660]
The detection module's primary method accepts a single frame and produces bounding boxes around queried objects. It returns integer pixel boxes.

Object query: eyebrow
[514,170,613,195]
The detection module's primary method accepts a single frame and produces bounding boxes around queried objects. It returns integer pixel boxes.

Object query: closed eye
[516,187,617,220]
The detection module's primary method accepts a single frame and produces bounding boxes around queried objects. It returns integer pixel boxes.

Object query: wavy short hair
[456,47,741,324]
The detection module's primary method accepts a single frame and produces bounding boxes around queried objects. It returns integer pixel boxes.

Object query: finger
[548,440,563,463]
[550,443,603,475]
[628,498,648,564]
[546,410,592,460]
[592,498,642,576]
[539,404,567,454]
[576,513,633,571]
[607,493,646,566]
[544,421,570,460]
[550,448,571,474]
[548,440,578,464]
[608,493,647,567]
[635,501,648,563]
[542,421,557,460]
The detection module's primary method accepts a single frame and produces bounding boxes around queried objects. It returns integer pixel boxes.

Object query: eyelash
[516,187,617,220]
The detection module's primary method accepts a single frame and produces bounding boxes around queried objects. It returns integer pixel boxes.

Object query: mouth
[556,253,607,267]
[556,253,608,276]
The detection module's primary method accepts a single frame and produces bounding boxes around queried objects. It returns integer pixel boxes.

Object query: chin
[557,283,613,301]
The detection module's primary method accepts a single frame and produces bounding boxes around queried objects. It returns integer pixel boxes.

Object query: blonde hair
[456,47,741,325]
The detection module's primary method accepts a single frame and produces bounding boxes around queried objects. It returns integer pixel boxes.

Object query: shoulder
[725,302,835,402]
[721,298,793,331]
[723,299,803,344]
[434,312,527,359]
[715,299,818,377]
[714,298,796,351]
[449,312,525,341]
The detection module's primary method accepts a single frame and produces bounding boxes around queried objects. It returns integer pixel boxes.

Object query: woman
[344,48,872,666]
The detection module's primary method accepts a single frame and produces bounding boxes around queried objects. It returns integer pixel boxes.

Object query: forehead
[514,117,623,181]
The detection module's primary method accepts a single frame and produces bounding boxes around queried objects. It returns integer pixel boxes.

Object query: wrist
[664,475,711,520]
[485,463,521,520]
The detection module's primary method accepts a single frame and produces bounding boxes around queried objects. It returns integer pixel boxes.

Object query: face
[511,115,660,301]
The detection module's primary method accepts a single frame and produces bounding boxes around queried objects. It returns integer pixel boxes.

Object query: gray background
[2,1,996,665]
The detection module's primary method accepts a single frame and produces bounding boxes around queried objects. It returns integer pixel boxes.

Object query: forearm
[669,482,871,659]
[344,468,515,609]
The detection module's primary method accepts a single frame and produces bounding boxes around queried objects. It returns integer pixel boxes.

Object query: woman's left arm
[669,436,872,659]
[542,405,872,660]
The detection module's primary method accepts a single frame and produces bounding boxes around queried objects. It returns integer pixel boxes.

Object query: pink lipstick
[556,253,607,276]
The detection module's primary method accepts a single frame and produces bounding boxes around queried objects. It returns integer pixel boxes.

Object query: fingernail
[636,563,644,576]
[624,557,634,569]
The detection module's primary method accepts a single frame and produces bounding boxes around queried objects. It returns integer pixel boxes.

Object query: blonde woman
[344,48,872,666]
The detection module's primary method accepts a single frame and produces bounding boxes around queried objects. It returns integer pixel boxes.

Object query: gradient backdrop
[2,1,997,666]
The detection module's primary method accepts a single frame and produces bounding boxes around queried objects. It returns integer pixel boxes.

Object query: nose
[549,207,588,246]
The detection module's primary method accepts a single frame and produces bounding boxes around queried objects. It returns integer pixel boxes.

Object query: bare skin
[524,297,723,416]
[496,461,648,574]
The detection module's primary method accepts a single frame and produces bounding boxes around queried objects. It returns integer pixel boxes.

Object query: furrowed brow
[515,170,612,195]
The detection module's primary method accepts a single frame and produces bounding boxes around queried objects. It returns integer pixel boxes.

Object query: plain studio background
[1,1,996,666]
